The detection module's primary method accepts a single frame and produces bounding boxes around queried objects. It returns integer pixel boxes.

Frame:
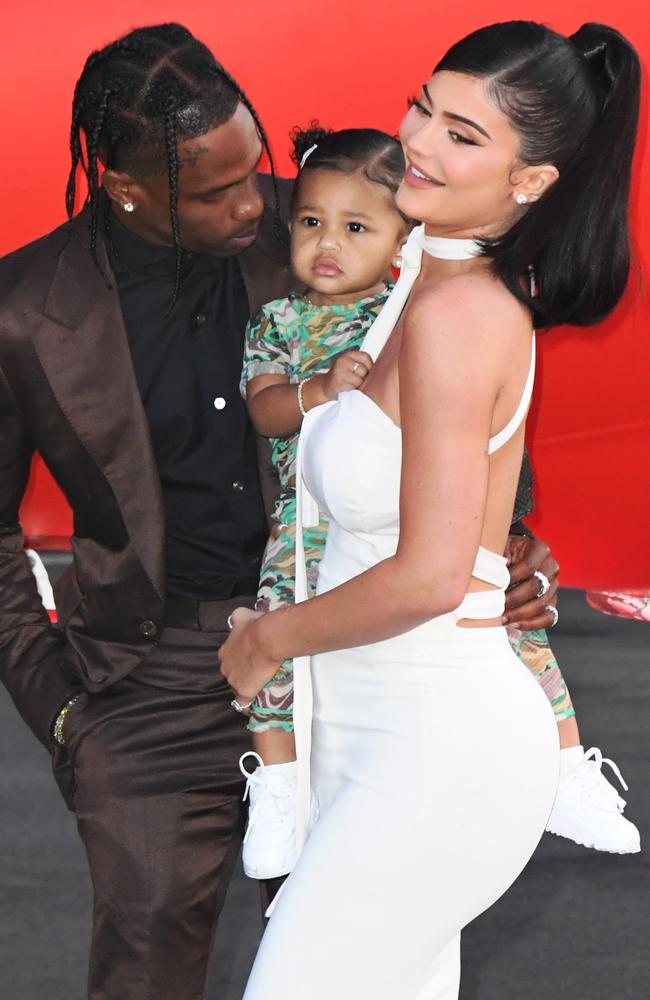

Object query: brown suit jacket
[0,175,294,746]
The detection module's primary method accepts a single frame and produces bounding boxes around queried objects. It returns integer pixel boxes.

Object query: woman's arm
[220,278,519,699]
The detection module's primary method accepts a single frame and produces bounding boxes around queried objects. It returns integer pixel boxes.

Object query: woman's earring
[123,201,135,213]
[514,193,528,206]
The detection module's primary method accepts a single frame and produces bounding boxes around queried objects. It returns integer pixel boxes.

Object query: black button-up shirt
[110,212,268,599]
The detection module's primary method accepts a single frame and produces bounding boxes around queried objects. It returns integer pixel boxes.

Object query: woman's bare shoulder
[403,270,531,359]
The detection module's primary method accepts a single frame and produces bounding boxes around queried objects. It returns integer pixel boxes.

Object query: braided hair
[66,22,280,306]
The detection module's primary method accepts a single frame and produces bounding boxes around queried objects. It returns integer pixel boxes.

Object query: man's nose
[233,177,265,222]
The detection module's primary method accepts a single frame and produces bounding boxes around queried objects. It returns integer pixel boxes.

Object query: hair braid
[65,98,84,218]
[86,87,112,278]
[163,91,182,309]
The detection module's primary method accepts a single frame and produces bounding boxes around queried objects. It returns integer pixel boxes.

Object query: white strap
[293,414,320,852]
[488,336,536,455]
[360,225,424,361]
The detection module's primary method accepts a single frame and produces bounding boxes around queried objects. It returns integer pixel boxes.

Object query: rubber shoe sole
[546,803,641,854]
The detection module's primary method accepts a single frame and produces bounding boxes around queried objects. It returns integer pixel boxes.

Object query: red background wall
[1,1,648,589]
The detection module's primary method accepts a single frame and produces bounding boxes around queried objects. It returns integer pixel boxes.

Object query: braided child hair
[290,123,407,207]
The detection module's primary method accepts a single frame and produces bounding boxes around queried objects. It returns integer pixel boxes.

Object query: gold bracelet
[52,694,81,746]
[297,375,314,418]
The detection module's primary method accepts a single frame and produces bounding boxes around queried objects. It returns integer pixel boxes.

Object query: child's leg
[240,499,328,877]
[248,500,329,760]
[248,501,299,763]
[507,625,640,853]
[506,625,577,740]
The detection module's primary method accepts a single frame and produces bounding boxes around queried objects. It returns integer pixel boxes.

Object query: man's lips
[227,225,260,247]
[313,258,343,277]
[404,162,445,188]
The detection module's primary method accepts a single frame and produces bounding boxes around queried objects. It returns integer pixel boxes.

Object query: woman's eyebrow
[422,82,492,140]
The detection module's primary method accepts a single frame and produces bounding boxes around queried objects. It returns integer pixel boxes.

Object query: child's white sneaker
[240,752,317,879]
[546,746,641,854]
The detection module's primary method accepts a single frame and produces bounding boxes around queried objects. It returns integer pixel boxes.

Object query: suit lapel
[31,215,166,596]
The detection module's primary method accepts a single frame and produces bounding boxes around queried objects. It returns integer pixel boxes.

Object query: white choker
[418,228,482,261]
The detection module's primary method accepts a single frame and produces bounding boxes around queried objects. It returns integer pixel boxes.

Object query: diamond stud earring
[515,193,528,205]
[123,201,135,213]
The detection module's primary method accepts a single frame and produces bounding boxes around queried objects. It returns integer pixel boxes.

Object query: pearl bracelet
[297,375,314,418]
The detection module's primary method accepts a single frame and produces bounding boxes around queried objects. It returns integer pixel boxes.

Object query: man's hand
[504,534,559,630]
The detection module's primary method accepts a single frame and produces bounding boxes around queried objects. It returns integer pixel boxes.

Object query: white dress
[243,227,559,1000]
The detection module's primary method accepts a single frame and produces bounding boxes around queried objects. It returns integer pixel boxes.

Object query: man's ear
[102,169,141,213]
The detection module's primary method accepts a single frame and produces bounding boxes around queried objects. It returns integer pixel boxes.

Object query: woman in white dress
[220,20,640,999]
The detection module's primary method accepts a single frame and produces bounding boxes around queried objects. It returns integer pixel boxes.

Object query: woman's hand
[218,607,281,709]
[504,534,560,630]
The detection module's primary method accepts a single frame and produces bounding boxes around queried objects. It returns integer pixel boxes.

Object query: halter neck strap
[420,232,483,260]
[360,225,482,361]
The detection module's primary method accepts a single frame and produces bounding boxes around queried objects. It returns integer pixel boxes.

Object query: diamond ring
[545,605,559,628]
[351,362,361,373]
[231,698,252,714]
[534,570,551,598]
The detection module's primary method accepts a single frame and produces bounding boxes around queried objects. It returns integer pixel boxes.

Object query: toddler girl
[238,125,410,878]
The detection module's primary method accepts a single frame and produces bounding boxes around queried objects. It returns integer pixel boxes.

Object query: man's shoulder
[1,216,76,269]
[0,215,80,304]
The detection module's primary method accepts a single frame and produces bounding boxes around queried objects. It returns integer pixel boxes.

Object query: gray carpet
[0,589,647,999]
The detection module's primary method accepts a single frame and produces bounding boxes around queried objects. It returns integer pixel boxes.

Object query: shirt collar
[107,206,189,279]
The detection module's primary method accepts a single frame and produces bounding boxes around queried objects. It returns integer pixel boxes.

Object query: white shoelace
[579,747,629,811]
[239,751,295,844]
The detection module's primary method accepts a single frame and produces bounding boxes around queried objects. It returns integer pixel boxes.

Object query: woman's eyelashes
[407,95,431,117]
[448,130,478,146]
[407,97,479,146]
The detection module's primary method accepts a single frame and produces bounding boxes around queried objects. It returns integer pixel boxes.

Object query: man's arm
[0,364,80,748]
[504,449,560,630]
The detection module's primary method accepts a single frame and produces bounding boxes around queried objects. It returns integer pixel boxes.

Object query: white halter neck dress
[244,225,559,1000]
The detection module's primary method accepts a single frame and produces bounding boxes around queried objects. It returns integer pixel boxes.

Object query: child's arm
[247,351,373,438]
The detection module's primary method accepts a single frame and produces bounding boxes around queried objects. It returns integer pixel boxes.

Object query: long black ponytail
[436,21,641,329]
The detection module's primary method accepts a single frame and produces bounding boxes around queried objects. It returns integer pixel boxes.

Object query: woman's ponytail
[437,21,641,328]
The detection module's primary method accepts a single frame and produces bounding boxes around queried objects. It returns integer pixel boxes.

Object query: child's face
[290,168,407,304]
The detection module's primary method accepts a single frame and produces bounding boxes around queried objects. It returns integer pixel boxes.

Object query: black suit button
[139,620,158,638]
[232,480,245,492]
[195,312,207,326]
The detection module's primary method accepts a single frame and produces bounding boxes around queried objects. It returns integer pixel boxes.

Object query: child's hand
[319,350,374,400]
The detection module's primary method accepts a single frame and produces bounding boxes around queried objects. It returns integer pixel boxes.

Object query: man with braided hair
[0,22,559,999]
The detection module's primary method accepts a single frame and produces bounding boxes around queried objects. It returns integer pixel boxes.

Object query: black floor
[1,589,648,999]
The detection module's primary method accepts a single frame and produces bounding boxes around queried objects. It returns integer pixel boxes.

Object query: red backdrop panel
[2,1,648,588]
